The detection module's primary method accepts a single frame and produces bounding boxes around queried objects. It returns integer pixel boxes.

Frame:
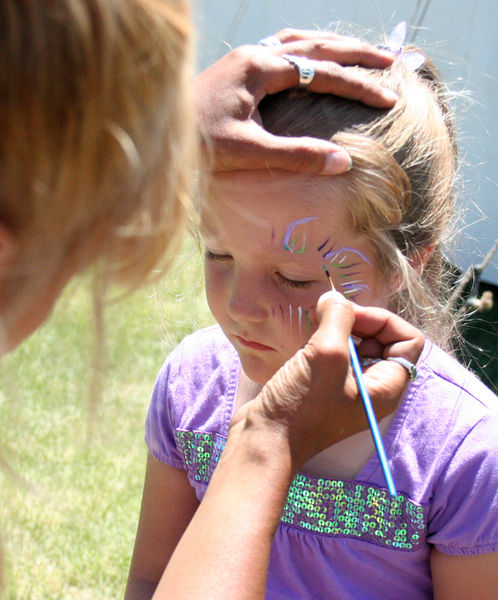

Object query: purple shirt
[146,325,498,599]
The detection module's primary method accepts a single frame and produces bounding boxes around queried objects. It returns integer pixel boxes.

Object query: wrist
[225,407,296,489]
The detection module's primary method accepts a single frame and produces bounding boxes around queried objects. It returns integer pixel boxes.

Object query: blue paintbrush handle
[348,337,397,497]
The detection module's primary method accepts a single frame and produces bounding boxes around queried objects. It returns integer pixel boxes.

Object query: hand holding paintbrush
[323,264,397,497]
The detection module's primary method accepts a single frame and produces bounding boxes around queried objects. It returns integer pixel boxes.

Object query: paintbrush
[323,264,397,497]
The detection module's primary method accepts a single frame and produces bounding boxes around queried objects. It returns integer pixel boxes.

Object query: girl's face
[201,170,391,385]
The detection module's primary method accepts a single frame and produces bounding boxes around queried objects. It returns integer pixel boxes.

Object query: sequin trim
[175,429,427,551]
[175,430,226,483]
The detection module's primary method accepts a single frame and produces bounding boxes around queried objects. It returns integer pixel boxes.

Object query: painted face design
[201,171,388,385]
[284,218,372,302]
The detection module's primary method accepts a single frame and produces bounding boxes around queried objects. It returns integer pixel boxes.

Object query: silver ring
[257,35,282,47]
[386,357,418,381]
[282,54,316,88]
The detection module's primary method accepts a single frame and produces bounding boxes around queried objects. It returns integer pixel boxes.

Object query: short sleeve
[145,345,184,470]
[427,406,498,556]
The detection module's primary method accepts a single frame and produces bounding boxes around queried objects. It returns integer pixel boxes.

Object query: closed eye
[276,272,313,289]
[205,249,232,262]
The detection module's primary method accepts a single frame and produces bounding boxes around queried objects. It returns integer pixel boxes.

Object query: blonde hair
[0,0,196,343]
[259,49,459,350]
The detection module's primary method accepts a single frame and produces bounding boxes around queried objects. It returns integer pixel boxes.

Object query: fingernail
[382,88,399,103]
[320,289,344,302]
[378,48,396,59]
[321,151,352,175]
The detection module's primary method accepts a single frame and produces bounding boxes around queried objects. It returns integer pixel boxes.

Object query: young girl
[126,37,497,598]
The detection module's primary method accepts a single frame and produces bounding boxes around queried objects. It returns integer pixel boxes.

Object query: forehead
[202,170,350,234]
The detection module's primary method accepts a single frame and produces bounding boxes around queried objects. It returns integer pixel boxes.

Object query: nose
[227,271,269,324]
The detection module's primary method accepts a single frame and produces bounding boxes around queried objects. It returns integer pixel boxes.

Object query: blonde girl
[129,35,497,599]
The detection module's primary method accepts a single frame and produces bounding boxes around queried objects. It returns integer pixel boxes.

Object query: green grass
[0,236,213,600]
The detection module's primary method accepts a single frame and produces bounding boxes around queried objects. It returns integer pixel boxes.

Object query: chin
[240,359,280,386]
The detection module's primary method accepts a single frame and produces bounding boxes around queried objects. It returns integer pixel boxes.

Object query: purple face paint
[282,217,319,253]
[323,247,372,299]
[323,247,371,265]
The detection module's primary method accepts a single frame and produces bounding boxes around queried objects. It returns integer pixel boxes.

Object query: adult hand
[195,29,397,175]
[234,291,424,471]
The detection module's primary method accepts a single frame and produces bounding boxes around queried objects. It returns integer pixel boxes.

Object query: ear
[388,245,435,293]
[410,245,435,276]
[0,221,16,270]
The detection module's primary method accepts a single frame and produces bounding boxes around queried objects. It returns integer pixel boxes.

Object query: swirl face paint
[321,246,372,301]
[282,217,319,254]
[282,218,372,302]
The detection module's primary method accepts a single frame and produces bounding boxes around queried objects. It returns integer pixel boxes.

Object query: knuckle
[279,145,322,173]
[305,39,327,54]
[305,335,350,371]
[355,40,373,54]
[229,44,260,66]
[317,290,352,316]
[323,61,343,78]
[278,28,298,41]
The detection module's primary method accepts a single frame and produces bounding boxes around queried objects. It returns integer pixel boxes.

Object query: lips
[234,335,275,352]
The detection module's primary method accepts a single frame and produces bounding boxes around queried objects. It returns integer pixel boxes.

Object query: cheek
[279,292,321,345]
[204,262,227,317]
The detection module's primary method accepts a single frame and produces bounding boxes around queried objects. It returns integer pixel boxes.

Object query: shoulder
[166,324,236,367]
[391,339,497,504]
[407,341,498,554]
[407,340,497,462]
[415,340,496,421]
[152,324,240,434]
[156,324,238,389]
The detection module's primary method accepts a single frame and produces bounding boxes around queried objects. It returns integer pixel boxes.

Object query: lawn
[0,236,213,600]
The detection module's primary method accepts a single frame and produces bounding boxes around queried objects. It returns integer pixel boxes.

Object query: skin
[4,15,485,598]
[201,169,389,384]
[125,170,418,599]
[0,31,396,354]
[0,29,425,596]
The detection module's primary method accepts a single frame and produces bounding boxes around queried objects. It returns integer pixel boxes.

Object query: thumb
[232,128,353,175]
[314,290,355,346]
[303,290,355,373]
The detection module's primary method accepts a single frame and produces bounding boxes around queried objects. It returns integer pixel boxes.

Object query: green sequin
[175,429,427,552]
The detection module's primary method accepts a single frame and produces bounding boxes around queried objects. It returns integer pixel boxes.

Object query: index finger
[273,36,395,69]
[351,304,425,364]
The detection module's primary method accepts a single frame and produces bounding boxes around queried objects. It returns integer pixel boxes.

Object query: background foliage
[0,238,213,600]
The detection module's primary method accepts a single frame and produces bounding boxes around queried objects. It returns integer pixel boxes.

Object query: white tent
[193,0,498,285]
